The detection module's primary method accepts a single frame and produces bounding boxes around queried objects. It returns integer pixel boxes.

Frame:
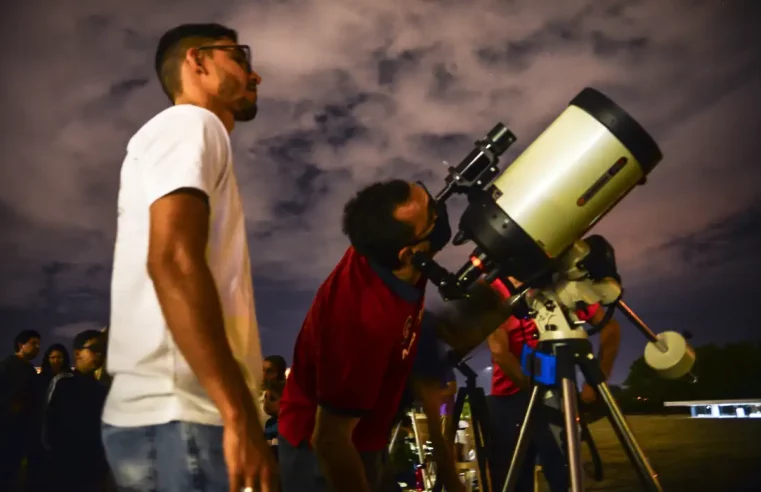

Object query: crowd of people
[1,20,622,492]
[0,328,110,491]
[0,329,288,492]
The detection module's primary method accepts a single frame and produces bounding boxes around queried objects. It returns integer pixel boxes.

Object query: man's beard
[217,70,259,122]
[232,98,258,122]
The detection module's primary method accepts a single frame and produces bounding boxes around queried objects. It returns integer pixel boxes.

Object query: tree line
[613,338,761,413]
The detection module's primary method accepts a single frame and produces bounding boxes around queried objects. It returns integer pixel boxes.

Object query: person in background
[486,277,621,492]
[263,354,287,385]
[94,326,112,390]
[44,329,109,492]
[260,355,287,416]
[27,343,72,492]
[263,379,284,459]
[0,329,42,491]
[38,344,72,390]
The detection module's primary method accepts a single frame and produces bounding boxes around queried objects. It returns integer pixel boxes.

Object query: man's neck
[74,368,96,378]
[15,352,29,362]
[173,95,235,133]
[391,266,422,286]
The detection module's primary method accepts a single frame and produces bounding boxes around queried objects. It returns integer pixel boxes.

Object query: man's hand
[580,383,597,404]
[413,378,466,492]
[224,417,278,492]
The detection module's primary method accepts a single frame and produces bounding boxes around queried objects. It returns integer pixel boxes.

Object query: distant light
[483,366,493,372]
[285,367,291,378]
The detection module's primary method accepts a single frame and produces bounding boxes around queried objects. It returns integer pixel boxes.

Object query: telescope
[416,88,696,492]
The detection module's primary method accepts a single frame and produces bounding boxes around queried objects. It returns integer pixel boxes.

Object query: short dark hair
[154,23,239,102]
[73,330,104,351]
[342,180,416,270]
[14,330,40,352]
[264,355,287,381]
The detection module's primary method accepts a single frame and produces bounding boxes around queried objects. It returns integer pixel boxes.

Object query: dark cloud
[109,78,150,99]
[660,200,761,272]
[377,50,426,86]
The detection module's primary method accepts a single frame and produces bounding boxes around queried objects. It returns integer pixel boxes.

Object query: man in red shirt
[487,278,621,492]
[278,179,465,492]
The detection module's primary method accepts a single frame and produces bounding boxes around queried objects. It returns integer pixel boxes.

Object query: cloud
[225,0,761,289]
[1,0,760,364]
[53,321,105,339]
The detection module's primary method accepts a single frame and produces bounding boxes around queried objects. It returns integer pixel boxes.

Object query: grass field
[536,415,761,491]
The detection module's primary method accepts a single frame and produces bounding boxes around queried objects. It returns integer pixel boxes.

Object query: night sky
[1,0,760,389]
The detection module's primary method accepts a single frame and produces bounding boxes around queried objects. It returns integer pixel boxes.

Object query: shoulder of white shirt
[127,104,228,154]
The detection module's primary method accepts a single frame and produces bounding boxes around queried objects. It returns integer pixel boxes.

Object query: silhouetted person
[27,344,72,492]
[44,330,108,492]
[93,326,112,390]
[263,380,284,444]
[263,354,287,384]
[39,344,71,384]
[0,329,41,490]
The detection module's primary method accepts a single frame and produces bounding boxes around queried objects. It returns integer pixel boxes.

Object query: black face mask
[416,181,452,254]
[427,200,452,253]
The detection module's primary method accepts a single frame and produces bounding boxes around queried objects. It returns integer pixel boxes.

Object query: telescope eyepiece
[485,123,516,155]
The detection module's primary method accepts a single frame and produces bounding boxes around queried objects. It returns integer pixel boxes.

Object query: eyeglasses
[197,44,253,73]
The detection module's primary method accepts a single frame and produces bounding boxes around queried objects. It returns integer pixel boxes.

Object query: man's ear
[398,246,413,265]
[186,47,207,75]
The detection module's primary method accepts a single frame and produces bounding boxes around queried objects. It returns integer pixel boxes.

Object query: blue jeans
[278,435,385,492]
[101,421,227,492]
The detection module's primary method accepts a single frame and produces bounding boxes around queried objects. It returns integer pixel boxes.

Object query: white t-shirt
[103,104,264,428]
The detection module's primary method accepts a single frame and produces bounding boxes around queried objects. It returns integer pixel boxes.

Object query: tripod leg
[596,382,663,492]
[560,377,584,492]
[469,387,494,492]
[388,420,402,454]
[577,345,663,492]
[502,385,540,492]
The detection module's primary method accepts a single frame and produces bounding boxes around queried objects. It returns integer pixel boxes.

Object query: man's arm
[581,308,621,403]
[310,306,395,492]
[486,327,529,390]
[409,313,465,492]
[433,281,517,357]
[147,189,259,427]
[591,309,621,380]
[311,408,372,492]
[412,378,466,492]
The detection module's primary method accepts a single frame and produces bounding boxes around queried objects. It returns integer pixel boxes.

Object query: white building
[664,398,761,418]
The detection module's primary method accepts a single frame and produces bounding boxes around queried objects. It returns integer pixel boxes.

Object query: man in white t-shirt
[102,23,276,492]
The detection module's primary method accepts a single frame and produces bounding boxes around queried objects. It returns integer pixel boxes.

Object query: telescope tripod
[503,337,662,492]
[433,360,493,492]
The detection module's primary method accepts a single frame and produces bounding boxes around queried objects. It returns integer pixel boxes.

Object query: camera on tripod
[415,88,697,492]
